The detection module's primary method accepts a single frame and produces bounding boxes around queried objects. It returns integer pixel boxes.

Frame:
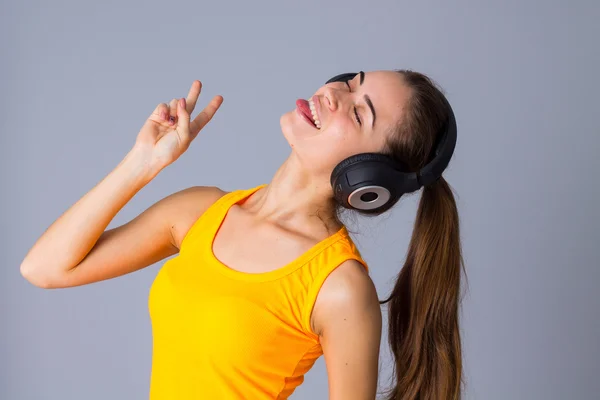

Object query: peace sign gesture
[133,80,223,177]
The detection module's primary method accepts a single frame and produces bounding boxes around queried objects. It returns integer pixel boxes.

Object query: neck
[245,152,341,234]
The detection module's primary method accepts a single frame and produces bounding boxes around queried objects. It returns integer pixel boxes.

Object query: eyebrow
[359,71,376,129]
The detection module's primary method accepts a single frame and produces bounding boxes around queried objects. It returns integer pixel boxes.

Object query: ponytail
[380,177,466,399]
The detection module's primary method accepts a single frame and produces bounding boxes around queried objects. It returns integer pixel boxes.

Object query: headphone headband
[418,94,457,187]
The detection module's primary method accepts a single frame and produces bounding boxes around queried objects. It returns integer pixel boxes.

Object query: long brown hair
[331,70,467,399]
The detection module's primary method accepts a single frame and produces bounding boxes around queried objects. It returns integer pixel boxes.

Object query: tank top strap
[299,236,369,341]
[179,183,267,254]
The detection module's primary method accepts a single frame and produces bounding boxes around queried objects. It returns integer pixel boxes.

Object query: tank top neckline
[204,183,349,282]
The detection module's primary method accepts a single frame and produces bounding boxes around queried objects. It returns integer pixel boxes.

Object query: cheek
[281,112,366,168]
[323,116,360,138]
[302,128,363,167]
[320,120,363,151]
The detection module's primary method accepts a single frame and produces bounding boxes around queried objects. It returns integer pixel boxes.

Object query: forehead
[351,70,411,128]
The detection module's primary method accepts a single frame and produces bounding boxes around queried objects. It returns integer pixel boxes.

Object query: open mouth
[296,98,321,129]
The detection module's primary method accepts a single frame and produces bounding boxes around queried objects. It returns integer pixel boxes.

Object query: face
[280,70,412,181]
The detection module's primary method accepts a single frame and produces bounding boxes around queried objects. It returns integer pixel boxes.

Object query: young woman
[21,69,464,399]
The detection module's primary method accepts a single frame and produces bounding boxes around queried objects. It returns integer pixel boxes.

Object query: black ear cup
[330,153,394,182]
[330,153,410,213]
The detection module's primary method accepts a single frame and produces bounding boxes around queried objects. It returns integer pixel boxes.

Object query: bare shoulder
[310,259,382,398]
[168,185,229,250]
[311,259,380,336]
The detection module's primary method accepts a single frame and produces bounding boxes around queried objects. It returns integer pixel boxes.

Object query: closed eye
[346,81,362,126]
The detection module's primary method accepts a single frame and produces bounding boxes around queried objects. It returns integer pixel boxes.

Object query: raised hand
[133,80,223,177]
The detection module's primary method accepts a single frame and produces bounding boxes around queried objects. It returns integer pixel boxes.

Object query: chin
[281,121,337,174]
[280,112,294,148]
[280,111,313,149]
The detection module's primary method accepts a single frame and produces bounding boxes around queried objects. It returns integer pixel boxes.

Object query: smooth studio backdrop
[1,0,599,399]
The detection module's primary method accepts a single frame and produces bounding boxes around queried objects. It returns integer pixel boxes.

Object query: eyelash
[346,82,362,126]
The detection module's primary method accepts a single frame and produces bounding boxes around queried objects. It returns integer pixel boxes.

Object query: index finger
[185,80,202,113]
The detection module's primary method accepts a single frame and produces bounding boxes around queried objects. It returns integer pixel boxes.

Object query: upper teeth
[308,98,321,129]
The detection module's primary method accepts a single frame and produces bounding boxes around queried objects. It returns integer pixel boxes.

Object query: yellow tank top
[148,183,369,399]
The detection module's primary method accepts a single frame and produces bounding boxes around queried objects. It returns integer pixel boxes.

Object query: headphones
[325,72,457,213]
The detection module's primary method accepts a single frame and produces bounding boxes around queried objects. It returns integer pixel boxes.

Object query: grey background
[1,0,598,399]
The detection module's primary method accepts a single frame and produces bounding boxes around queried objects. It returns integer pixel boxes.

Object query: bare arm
[313,260,382,400]
[20,148,226,289]
[20,79,224,289]
[19,149,152,288]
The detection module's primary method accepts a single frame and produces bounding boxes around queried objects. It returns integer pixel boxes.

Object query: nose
[323,86,345,112]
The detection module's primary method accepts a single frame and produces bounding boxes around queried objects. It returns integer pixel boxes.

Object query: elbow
[20,262,56,289]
